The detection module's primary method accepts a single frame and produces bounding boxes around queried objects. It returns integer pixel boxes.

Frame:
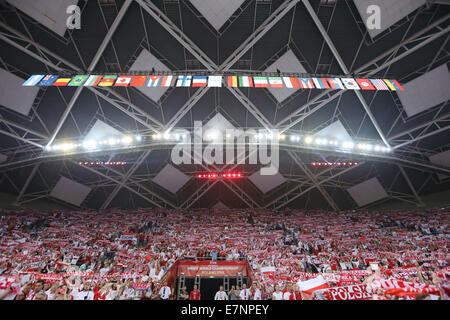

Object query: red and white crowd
[0,207,448,300]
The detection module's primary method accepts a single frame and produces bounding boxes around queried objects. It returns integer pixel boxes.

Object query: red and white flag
[283,77,300,89]
[114,75,133,87]
[298,275,329,294]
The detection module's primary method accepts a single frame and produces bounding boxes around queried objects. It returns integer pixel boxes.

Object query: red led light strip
[197,172,242,179]
[78,161,126,166]
[312,162,358,167]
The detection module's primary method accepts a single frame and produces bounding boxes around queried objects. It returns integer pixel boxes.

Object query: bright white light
[280,134,285,141]
[163,132,171,140]
[357,143,364,150]
[83,140,96,149]
[122,136,132,145]
[136,135,142,142]
[305,136,313,144]
[374,145,381,152]
[108,138,116,145]
[290,136,296,142]
[61,143,75,151]
[386,147,392,153]
[321,139,328,145]
[342,141,354,149]
[315,138,322,145]
[45,145,52,151]
[365,145,373,151]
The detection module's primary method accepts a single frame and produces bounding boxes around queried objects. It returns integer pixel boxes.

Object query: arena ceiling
[0,0,449,211]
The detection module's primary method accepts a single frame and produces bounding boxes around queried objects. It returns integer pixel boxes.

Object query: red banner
[177,261,248,278]
[318,284,373,300]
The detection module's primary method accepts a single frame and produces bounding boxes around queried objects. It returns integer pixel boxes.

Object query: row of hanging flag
[22,74,404,91]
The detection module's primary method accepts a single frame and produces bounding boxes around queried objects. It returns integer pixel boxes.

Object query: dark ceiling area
[0,0,449,211]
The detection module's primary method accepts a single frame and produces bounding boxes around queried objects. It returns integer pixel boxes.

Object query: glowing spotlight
[280,134,286,141]
[136,135,142,142]
[305,136,313,144]
[83,140,96,149]
[122,136,132,144]
[343,141,355,149]
[108,138,116,146]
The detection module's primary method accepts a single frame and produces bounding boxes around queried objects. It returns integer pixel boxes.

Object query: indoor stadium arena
[0,0,449,308]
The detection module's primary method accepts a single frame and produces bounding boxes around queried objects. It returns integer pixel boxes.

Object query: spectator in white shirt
[239,283,251,300]
[214,286,228,300]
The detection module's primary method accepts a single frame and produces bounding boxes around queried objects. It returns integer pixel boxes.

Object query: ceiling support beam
[14,163,40,205]
[266,163,364,210]
[276,14,450,131]
[398,165,425,207]
[301,0,389,147]
[78,162,168,208]
[100,150,151,209]
[288,150,339,211]
[46,0,133,147]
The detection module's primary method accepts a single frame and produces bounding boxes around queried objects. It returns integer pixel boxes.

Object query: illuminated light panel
[311,162,359,167]
[196,172,243,179]
[78,161,126,166]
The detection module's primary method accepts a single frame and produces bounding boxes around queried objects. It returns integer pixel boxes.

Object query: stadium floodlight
[321,139,328,145]
[135,135,142,142]
[108,138,116,146]
[163,132,171,140]
[122,136,133,145]
[279,134,286,141]
[305,136,313,144]
[342,141,355,149]
[83,140,96,149]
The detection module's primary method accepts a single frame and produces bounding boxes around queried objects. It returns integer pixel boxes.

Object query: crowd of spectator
[0,207,448,300]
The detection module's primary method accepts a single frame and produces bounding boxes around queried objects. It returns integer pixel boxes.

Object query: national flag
[298,77,315,89]
[38,75,58,86]
[146,75,163,87]
[391,79,404,91]
[341,78,361,90]
[268,77,284,88]
[327,78,344,89]
[192,76,207,87]
[228,76,238,88]
[161,75,174,87]
[356,79,375,90]
[23,75,45,86]
[208,76,222,87]
[253,76,269,88]
[239,76,253,88]
[176,75,192,87]
[129,76,147,87]
[98,75,117,87]
[297,275,329,295]
[384,79,404,91]
[68,75,88,86]
[312,78,330,89]
[369,79,389,91]
[52,78,72,86]
[260,266,276,275]
[114,75,133,87]
[83,75,103,87]
[283,77,299,89]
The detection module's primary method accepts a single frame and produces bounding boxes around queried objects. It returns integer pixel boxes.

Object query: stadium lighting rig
[44,129,392,157]
[45,135,143,153]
